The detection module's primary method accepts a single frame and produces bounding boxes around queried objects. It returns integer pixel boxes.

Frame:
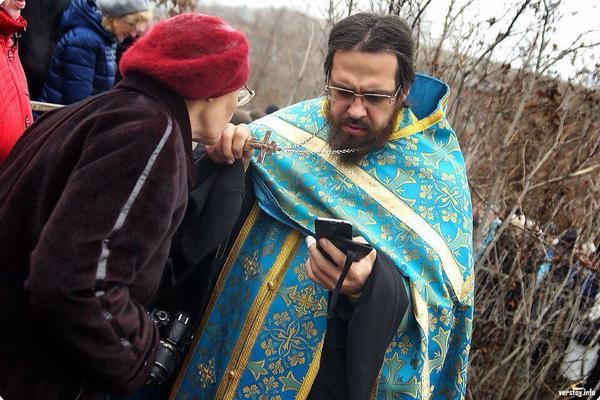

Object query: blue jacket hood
[60,0,113,43]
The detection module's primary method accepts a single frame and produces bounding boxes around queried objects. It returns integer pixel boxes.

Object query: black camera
[147,310,193,387]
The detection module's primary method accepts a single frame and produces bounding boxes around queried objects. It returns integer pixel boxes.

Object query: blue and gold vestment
[172,74,474,400]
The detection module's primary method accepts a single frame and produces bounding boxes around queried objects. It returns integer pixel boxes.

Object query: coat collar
[0,8,26,38]
[116,73,195,186]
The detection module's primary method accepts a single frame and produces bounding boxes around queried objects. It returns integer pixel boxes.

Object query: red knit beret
[119,13,250,100]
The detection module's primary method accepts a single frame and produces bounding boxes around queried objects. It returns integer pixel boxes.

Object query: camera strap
[327,248,356,318]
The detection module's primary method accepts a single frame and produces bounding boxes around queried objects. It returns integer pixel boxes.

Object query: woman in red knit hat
[0,0,32,166]
[0,12,253,400]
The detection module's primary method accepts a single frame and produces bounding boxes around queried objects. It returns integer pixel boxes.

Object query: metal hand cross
[244,130,279,163]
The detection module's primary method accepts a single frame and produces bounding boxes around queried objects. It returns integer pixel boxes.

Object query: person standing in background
[18,0,69,100]
[0,0,32,165]
[38,0,152,106]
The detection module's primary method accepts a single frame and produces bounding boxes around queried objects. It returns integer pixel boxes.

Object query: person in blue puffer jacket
[39,0,152,105]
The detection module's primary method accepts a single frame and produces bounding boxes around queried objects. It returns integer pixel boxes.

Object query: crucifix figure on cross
[244,130,279,163]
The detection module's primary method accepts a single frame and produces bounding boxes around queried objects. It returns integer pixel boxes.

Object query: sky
[203,0,599,80]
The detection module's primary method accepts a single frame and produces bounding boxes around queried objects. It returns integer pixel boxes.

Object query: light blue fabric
[174,73,474,400]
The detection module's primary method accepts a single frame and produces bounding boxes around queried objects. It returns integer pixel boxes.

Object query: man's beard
[325,101,401,165]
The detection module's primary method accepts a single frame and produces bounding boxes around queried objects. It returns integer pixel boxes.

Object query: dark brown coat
[0,73,193,400]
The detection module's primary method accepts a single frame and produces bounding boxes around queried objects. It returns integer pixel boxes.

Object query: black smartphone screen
[314,218,373,262]
[315,218,353,242]
[315,218,352,261]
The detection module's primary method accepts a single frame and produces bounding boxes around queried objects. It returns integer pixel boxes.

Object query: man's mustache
[339,117,371,130]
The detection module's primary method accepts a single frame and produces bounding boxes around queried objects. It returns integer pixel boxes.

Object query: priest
[172,12,473,400]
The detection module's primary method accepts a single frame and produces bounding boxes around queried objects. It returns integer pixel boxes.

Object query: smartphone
[314,217,374,317]
[315,217,353,242]
[314,217,373,262]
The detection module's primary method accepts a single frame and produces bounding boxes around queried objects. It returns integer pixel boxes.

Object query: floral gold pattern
[172,74,473,400]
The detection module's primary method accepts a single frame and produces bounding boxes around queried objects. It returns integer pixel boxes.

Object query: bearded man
[171,12,473,400]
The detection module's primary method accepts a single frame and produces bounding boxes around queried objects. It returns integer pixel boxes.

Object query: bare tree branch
[287,20,317,104]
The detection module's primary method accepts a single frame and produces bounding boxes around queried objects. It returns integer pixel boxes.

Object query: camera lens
[146,311,191,387]
[148,342,177,386]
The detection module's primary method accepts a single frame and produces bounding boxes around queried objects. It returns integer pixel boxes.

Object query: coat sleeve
[345,252,409,399]
[24,110,189,394]
[59,31,100,104]
[309,252,409,400]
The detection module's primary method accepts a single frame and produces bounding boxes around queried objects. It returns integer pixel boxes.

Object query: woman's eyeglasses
[237,84,255,107]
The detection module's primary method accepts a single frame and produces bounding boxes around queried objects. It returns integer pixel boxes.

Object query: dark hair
[265,104,279,114]
[324,13,415,91]
[230,109,252,124]
[249,109,266,121]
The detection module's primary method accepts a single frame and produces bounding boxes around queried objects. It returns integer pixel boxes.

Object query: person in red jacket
[0,0,32,165]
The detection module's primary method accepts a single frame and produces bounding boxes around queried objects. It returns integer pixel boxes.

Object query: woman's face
[1,0,26,19]
[110,17,149,43]
[186,89,240,145]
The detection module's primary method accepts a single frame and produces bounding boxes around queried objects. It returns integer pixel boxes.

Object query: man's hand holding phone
[305,235,376,297]
[305,218,376,299]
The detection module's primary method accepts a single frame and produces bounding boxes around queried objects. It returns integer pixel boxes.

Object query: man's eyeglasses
[325,83,401,108]
[237,84,255,107]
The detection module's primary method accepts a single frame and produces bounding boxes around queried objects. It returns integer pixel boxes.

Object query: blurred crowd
[0,0,278,166]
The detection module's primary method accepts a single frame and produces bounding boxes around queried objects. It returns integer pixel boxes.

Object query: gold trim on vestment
[169,203,261,400]
[217,230,303,399]
[411,282,431,399]
[390,96,448,140]
[257,115,467,303]
[296,337,324,400]
[370,375,380,399]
